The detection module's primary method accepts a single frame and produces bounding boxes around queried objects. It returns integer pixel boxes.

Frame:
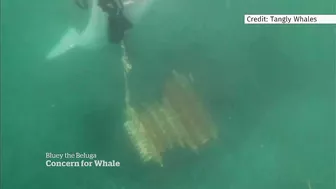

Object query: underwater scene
[2,0,335,189]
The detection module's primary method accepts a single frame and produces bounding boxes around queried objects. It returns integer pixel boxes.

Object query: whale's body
[46,0,109,60]
[46,0,154,60]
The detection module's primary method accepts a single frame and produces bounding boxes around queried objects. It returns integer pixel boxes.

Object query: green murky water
[2,0,335,189]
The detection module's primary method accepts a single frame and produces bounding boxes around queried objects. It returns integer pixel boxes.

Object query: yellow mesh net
[121,41,218,166]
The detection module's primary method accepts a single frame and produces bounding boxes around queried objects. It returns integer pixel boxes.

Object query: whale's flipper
[46,28,80,60]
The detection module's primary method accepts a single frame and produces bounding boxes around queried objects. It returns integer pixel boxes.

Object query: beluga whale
[46,0,154,60]
[46,0,109,60]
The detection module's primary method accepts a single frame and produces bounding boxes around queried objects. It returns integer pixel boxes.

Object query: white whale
[46,0,154,60]
[46,0,109,60]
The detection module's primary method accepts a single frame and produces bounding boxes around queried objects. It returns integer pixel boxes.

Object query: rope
[120,40,132,104]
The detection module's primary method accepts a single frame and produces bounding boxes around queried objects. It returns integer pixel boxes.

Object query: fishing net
[121,41,218,166]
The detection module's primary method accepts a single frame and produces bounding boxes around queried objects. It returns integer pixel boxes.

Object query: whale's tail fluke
[46,28,80,60]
